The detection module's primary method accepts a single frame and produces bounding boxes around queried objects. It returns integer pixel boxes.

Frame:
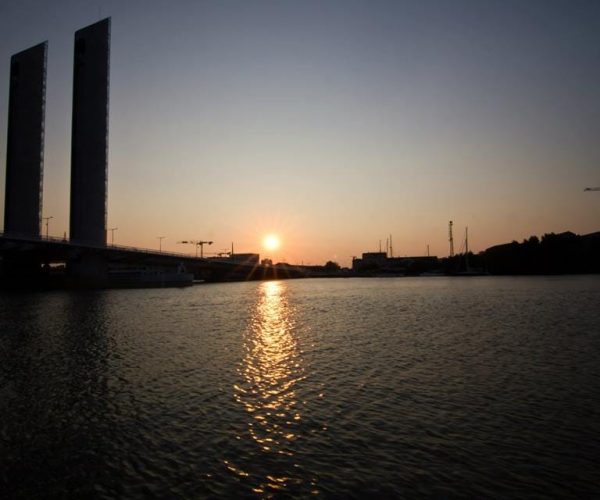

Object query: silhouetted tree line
[483,231,600,274]
[324,261,341,272]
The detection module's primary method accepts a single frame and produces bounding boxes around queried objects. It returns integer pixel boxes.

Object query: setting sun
[263,234,281,251]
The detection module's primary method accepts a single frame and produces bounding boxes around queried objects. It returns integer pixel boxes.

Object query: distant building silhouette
[352,251,438,274]
[3,42,47,238]
[69,18,110,246]
[207,253,260,266]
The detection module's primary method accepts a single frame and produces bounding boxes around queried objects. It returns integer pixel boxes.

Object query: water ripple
[1,276,599,497]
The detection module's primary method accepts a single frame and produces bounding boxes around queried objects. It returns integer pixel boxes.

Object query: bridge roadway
[0,233,305,286]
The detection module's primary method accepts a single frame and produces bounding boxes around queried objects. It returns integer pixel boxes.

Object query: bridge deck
[0,233,305,284]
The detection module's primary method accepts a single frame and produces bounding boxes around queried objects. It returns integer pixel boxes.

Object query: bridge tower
[3,42,47,239]
[69,18,110,246]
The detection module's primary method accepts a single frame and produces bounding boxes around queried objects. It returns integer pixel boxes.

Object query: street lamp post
[108,227,118,245]
[42,216,53,239]
[157,236,165,252]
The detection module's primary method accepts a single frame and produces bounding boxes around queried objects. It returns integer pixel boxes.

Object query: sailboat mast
[465,227,470,271]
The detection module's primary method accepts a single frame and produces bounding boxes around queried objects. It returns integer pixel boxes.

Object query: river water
[1,276,599,498]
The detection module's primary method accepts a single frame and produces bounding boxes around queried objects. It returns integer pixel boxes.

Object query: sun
[263,234,280,251]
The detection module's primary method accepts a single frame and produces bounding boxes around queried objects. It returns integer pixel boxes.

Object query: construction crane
[584,187,600,191]
[177,240,213,258]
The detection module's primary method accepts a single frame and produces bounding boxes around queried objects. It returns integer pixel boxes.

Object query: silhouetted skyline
[1,1,599,265]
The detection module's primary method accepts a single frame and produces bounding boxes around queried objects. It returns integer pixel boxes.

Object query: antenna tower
[448,221,454,257]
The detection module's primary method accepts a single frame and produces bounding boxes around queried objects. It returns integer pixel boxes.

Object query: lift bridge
[0,21,308,288]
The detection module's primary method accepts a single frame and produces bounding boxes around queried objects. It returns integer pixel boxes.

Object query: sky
[1,0,599,266]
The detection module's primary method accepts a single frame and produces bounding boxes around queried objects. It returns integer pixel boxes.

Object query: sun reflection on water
[231,280,307,494]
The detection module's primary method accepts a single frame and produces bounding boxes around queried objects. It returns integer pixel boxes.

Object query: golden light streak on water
[231,280,306,493]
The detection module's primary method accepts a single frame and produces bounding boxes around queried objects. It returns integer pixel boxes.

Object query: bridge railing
[104,242,201,259]
[0,231,206,260]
